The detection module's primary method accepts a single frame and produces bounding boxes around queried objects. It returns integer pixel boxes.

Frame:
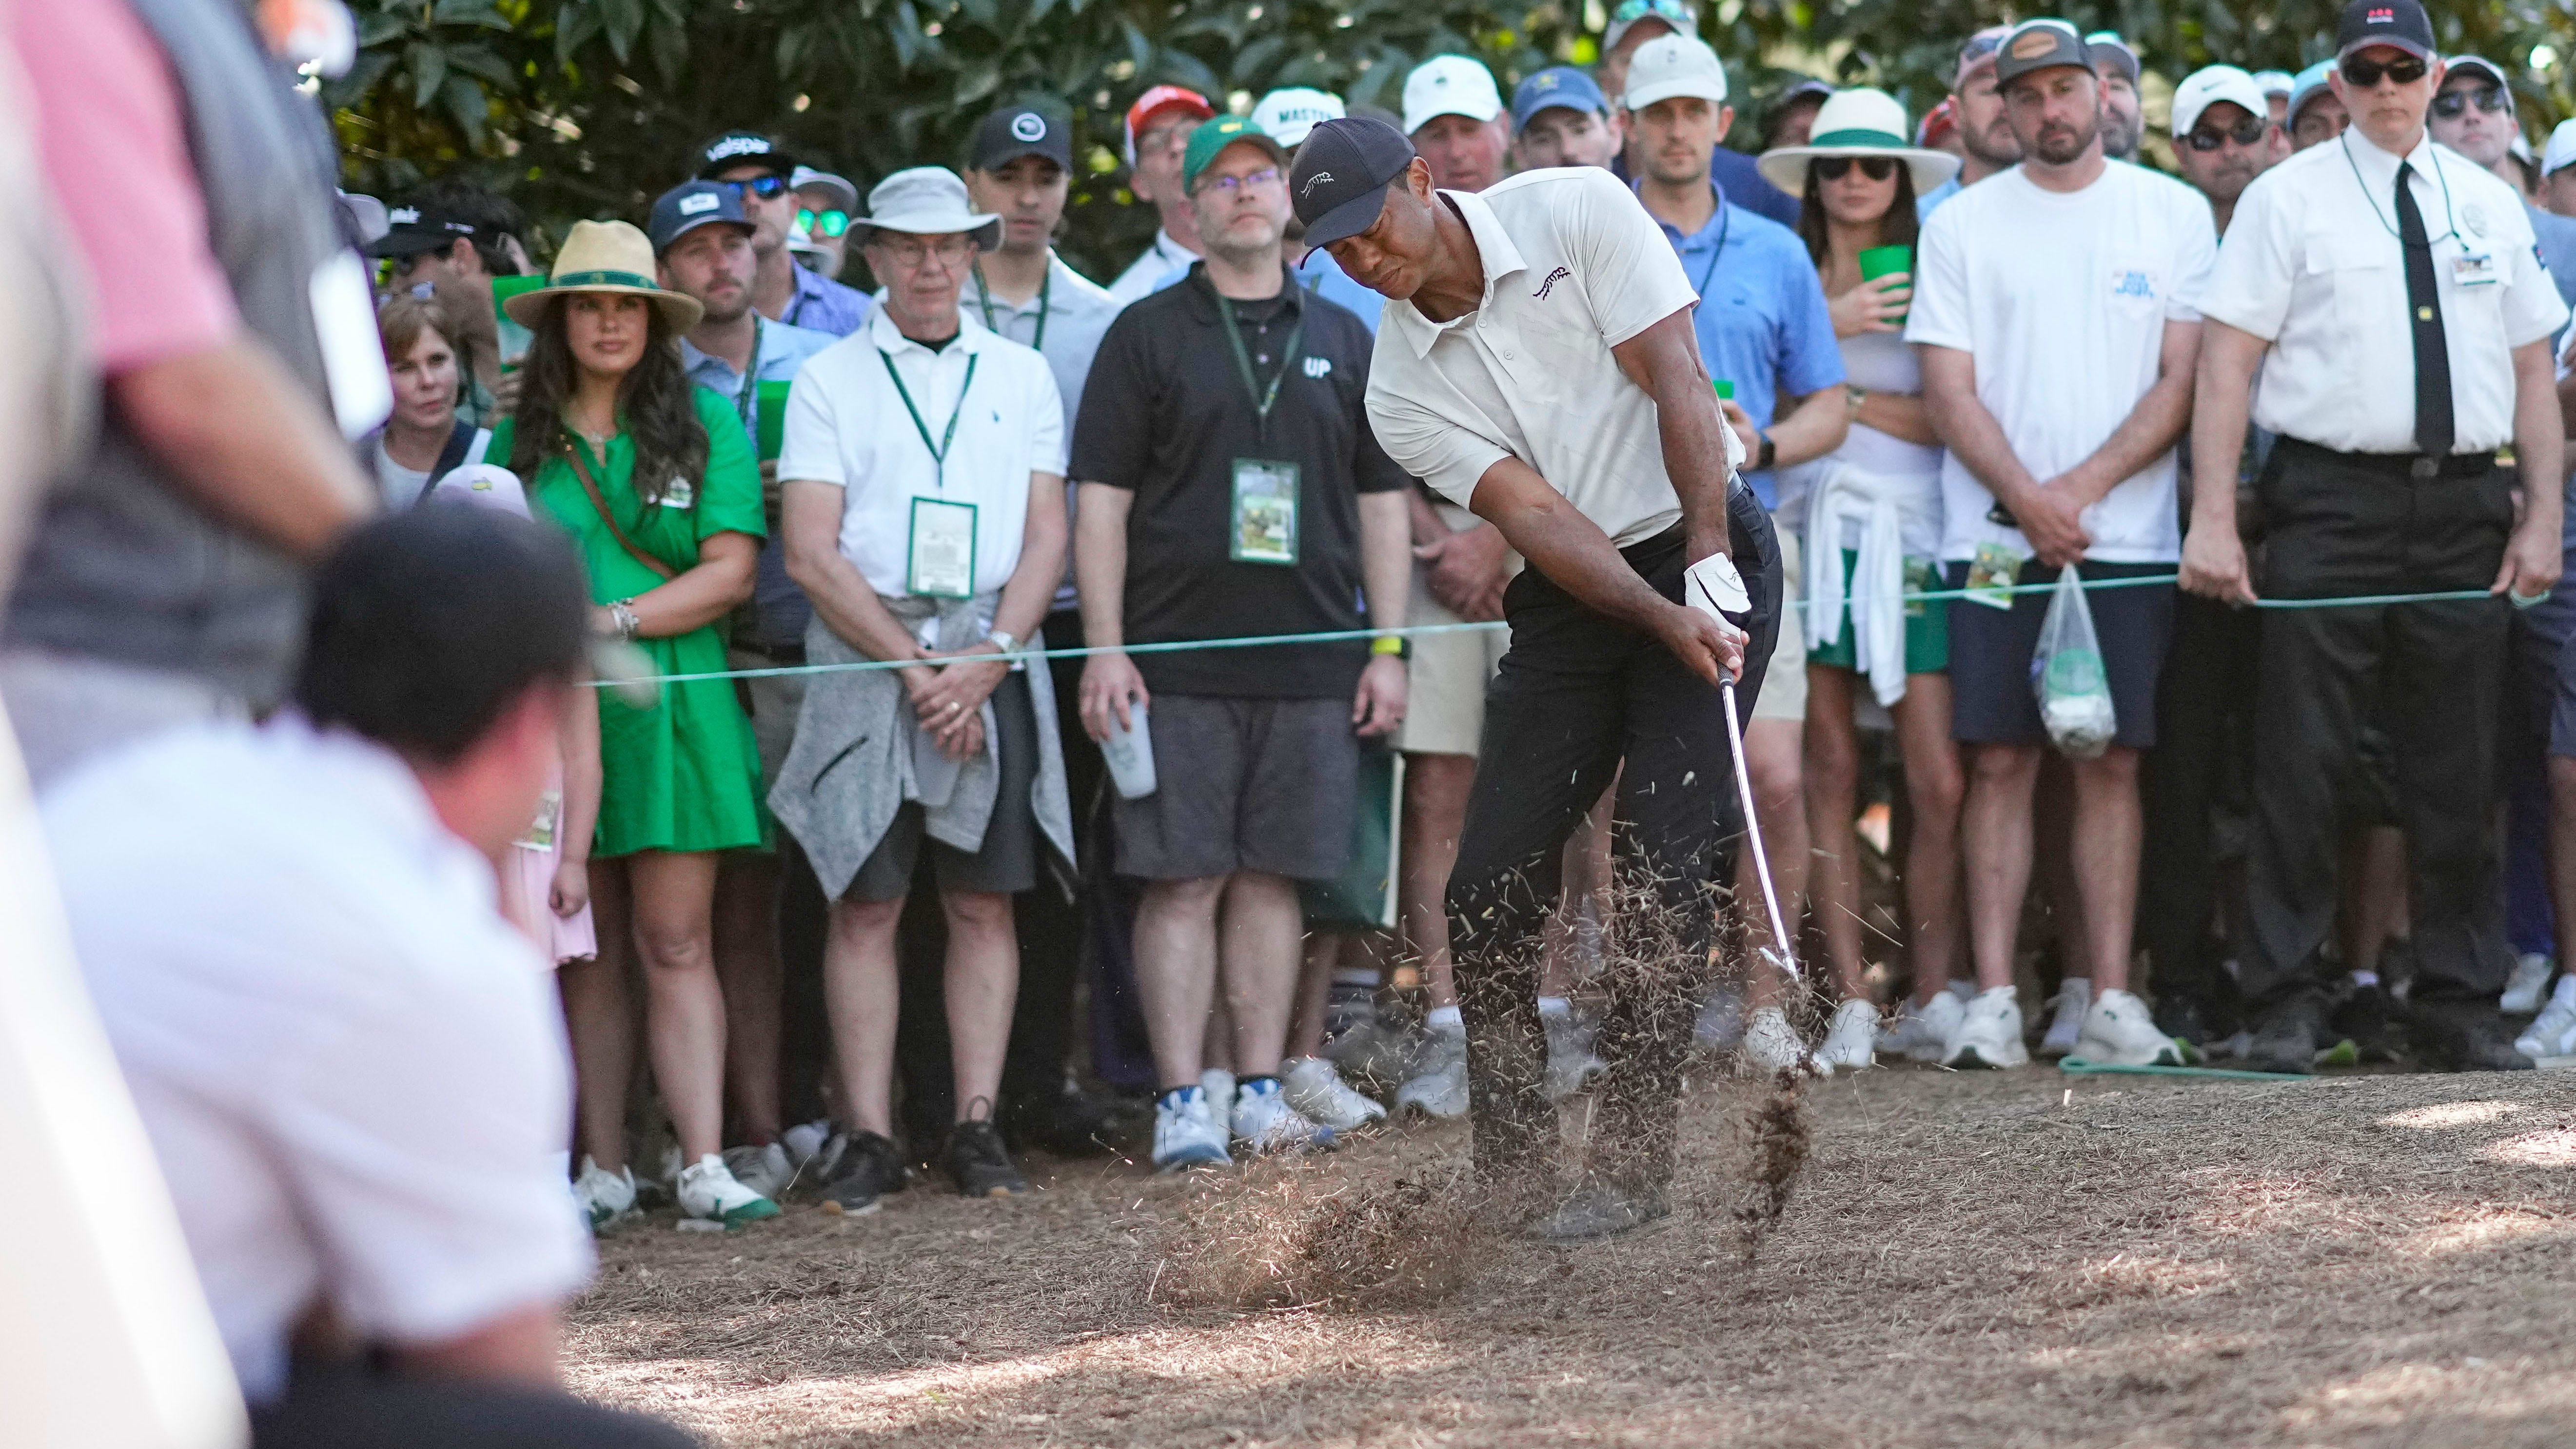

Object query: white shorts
[1751,518,1807,724]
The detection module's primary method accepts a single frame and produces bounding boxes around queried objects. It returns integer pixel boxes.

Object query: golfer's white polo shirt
[1366,167,1737,547]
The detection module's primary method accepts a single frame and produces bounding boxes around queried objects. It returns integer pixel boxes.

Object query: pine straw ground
[569,1067,2576,1448]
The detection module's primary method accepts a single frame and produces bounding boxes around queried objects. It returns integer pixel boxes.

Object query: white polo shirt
[779,306,1066,598]
[2199,129,2569,455]
[43,716,591,1405]
[1366,167,1737,548]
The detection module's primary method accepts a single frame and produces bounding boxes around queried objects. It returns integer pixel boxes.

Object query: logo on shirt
[1533,265,1572,299]
[2108,268,2156,300]
[1303,356,1334,378]
[1299,170,1336,198]
[1011,112,1048,142]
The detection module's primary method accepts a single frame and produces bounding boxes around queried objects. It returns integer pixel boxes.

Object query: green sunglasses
[792,209,850,240]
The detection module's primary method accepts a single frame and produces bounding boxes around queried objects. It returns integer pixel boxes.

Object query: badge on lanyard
[2453,241,2502,287]
[909,496,978,598]
[1230,459,1301,565]
[1964,540,2025,610]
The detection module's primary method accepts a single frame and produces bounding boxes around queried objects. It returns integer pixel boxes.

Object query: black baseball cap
[648,180,753,254]
[365,201,477,259]
[695,130,799,180]
[2337,0,2436,61]
[972,104,1074,173]
[1993,20,2091,89]
[1288,117,1417,249]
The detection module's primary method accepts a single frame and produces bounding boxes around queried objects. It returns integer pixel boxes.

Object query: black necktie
[2394,160,2455,459]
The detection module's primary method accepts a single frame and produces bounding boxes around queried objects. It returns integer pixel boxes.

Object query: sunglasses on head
[793,209,850,239]
[726,174,792,199]
[2186,114,2271,151]
[2340,53,2428,88]
[1814,155,1898,182]
[2431,84,2511,119]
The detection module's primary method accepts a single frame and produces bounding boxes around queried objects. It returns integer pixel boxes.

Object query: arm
[550,695,601,919]
[1854,389,1939,447]
[614,532,757,638]
[2498,337,2566,599]
[2052,318,2202,513]
[115,341,375,558]
[911,471,1070,727]
[1611,308,1739,564]
[1074,481,1146,739]
[1352,489,1412,735]
[1765,386,1852,471]
[2178,319,2267,604]
[1918,342,2087,568]
[781,478,938,701]
[388,1302,561,1389]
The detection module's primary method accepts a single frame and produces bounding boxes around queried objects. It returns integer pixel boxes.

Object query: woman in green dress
[488,220,779,1228]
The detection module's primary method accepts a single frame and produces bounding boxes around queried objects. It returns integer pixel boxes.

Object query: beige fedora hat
[502,219,704,332]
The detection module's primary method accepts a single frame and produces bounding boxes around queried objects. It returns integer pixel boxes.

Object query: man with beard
[1917,26,2023,217]
[2087,31,2146,161]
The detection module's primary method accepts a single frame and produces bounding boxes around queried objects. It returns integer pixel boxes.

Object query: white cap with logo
[1401,55,1504,137]
[1253,87,1347,147]
[2547,119,2576,179]
[1623,33,1729,111]
[2170,64,2271,138]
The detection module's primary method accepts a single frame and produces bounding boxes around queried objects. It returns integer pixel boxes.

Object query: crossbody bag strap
[561,441,677,581]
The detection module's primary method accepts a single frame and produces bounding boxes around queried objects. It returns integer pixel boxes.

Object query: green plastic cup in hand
[1857,244,1913,324]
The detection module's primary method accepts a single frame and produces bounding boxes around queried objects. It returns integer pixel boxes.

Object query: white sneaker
[573,1155,638,1231]
[722,1141,795,1201]
[2515,992,2576,1059]
[2039,977,2092,1058]
[1945,978,1976,1006]
[1281,1056,1387,1131]
[1151,1086,1232,1171]
[676,1153,781,1227]
[1879,990,1965,1064]
[1232,1076,1337,1155]
[2503,953,2556,1015]
[1943,986,2028,1070]
[1544,1012,1608,1100]
[1693,985,1747,1051]
[1395,1027,1469,1118]
[1814,998,1879,1075]
[782,1118,835,1168]
[1200,1068,1237,1120]
[1738,1005,1811,1076]
[2072,988,2188,1067]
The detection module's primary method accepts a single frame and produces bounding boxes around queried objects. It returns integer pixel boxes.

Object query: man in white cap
[2544,119,2576,218]
[773,166,1075,1211]
[2169,64,2283,233]
[1595,0,1800,226]
[2252,69,2296,128]
[1404,54,1512,196]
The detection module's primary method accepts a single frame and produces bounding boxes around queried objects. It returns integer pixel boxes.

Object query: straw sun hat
[1756,87,1961,196]
[502,218,704,332]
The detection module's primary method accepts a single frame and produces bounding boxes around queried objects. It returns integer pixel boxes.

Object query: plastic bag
[2033,564,2117,759]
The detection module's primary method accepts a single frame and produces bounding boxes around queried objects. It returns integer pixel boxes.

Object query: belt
[2277,437,2497,480]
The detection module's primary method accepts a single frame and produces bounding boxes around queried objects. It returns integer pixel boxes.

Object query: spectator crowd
[13,0,2576,1438]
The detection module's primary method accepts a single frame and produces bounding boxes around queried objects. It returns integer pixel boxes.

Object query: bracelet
[1371,635,1410,660]
[610,600,640,641]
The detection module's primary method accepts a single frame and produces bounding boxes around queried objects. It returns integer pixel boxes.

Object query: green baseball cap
[1180,116,1289,193]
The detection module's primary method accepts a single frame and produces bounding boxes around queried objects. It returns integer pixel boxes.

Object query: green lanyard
[878,346,980,489]
[1215,292,1307,444]
[732,315,765,432]
[972,258,1052,351]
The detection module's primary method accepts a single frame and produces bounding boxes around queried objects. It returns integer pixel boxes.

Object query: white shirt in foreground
[1367,167,1739,548]
[1907,160,2217,564]
[779,307,1066,598]
[42,716,591,1405]
[2198,129,2568,455]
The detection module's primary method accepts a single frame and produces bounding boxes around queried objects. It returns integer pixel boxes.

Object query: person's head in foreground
[2169,65,2282,221]
[1992,20,2105,172]
[2328,0,2442,156]
[1512,66,1621,171]
[1289,117,1438,299]
[1758,87,1953,264]
[502,219,707,501]
[853,167,1001,337]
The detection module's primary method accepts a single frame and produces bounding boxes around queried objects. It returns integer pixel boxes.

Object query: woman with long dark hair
[1758,91,1967,1071]
[485,220,777,1229]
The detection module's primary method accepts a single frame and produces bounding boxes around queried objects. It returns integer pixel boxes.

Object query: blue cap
[1512,67,1609,133]
[2287,59,2338,127]
[647,179,751,254]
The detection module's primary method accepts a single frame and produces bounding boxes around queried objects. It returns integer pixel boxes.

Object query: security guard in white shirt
[2183,0,2570,1074]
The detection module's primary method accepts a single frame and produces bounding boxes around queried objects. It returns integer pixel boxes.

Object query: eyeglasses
[726,174,792,200]
[1608,0,1693,28]
[2185,115,2271,151]
[2431,84,2511,119]
[1813,155,1897,181]
[875,234,974,269]
[2340,54,2429,88]
[793,209,850,239]
[1195,166,1282,197]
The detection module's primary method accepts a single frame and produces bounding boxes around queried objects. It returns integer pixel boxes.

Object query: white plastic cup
[1102,697,1158,799]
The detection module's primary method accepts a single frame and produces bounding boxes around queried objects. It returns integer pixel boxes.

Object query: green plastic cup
[1712,379,1734,400]
[756,380,792,461]
[1857,244,1913,322]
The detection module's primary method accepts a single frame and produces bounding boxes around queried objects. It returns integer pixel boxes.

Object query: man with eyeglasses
[2086,31,2146,162]
[789,165,857,279]
[693,131,871,337]
[2184,0,2569,1073]
[1917,27,2023,218]
[1107,85,1218,305]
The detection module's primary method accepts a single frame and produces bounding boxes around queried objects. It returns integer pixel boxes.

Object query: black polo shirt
[1071,263,1406,699]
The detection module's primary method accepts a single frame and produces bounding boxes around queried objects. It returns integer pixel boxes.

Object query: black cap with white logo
[971,104,1073,173]
[1287,117,1417,250]
[694,130,799,180]
[364,201,478,260]
[2336,0,2436,61]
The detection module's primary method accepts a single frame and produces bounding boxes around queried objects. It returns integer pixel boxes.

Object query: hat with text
[2335,0,2436,62]
[973,103,1074,173]
[647,179,754,254]
[1181,115,1291,192]
[2252,69,2296,98]
[1253,87,1348,148]
[850,167,1002,250]
[1604,0,1696,54]
[365,200,477,259]
[1122,84,1216,166]
[694,130,799,180]
[1623,33,1729,110]
[2547,119,2576,176]
[1512,66,1610,132]
[788,165,860,214]
[1289,116,1418,249]
[2171,64,2271,137]
[1402,55,1505,136]
[1993,20,2090,89]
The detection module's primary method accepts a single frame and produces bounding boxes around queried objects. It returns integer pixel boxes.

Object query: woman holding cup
[1758,89,1967,1069]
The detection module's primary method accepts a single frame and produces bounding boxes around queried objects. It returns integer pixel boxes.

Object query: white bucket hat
[1755,87,1961,196]
[850,167,1001,251]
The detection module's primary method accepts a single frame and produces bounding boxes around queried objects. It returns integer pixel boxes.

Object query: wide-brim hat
[502,219,703,332]
[1757,88,1960,195]
[848,167,1002,251]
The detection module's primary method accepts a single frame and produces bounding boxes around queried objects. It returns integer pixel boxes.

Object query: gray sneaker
[1544,1012,1607,1100]
[1395,1027,1469,1118]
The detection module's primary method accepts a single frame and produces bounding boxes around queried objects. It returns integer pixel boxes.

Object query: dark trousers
[2137,590,2261,1028]
[2242,440,2517,1010]
[1447,490,1779,1192]
[251,1365,695,1449]
[1000,613,1103,1107]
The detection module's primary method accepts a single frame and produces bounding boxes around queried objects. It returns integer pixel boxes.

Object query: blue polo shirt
[1613,148,1802,230]
[781,261,872,337]
[1648,184,1845,509]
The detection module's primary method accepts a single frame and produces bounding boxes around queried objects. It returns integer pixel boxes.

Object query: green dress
[489,387,768,857]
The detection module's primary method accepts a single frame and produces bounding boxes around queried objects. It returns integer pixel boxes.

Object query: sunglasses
[726,174,793,200]
[2431,84,2511,119]
[792,209,850,239]
[1814,156,1898,181]
[2340,54,2429,88]
[2186,115,2271,151]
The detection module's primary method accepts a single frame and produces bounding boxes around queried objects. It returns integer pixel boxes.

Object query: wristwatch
[1755,433,1777,472]
[1846,385,1868,420]
[1371,634,1411,661]
[987,629,1020,655]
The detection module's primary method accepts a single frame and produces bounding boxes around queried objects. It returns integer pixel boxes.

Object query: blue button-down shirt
[781,260,872,337]
[683,316,841,648]
[1649,184,1845,509]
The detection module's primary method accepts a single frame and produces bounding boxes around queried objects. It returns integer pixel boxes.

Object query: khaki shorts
[1750,518,1808,723]
[1396,562,1510,758]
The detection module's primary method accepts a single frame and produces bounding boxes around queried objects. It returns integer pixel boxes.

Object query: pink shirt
[11,0,238,373]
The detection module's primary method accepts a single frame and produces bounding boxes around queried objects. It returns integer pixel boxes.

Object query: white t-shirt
[778,307,1066,599]
[43,717,591,1405]
[1907,161,2217,564]
[1367,168,1740,548]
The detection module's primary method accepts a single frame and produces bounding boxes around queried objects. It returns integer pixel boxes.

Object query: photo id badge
[908,497,978,599]
[1230,458,1300,566]
[2453,245,2501,287]
[1963,540,2026,611]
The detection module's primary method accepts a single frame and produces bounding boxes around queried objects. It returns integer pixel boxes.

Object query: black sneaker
[945,1120,1029,1198]
[2408,1000,2536,1072]
[2244,994,2328,1075]
[1000,1077,1120,1158]
[821,1130,907,1214]
[2329,980,2408,1063]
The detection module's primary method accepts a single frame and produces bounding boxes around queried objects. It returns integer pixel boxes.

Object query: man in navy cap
[1511,66,1621,171]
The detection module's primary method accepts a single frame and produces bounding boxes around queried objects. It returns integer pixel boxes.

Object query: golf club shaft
[1720,675,1801,984]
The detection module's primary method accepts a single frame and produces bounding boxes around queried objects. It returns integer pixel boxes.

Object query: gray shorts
[1113,694,1358,882]
[846,672,1041,903]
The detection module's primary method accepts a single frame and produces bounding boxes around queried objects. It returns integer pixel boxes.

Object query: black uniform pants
[1447,488,1778,1193]
[2241,439,2517,1011]
[2137,590,2261,1026]
[251,1364,696,1449]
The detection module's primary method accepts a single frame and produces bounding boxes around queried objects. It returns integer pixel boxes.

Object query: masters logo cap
[1401,55,1505,137]
[1252,87,1348,148]
[1993,20,2090,88]
[1288,116,1417,249]
[2336,0,2436,62]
